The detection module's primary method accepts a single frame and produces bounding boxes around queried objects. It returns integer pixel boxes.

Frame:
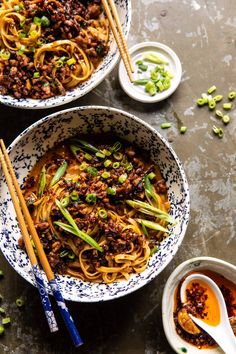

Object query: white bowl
[119,41,182,103]
[162,257,236,354]
[0,106,190,302]
[0,0,131,110]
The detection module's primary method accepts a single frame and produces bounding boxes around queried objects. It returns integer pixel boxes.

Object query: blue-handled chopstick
[0,139,83,347]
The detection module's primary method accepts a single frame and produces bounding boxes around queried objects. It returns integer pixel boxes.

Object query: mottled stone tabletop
[0,0,235,353]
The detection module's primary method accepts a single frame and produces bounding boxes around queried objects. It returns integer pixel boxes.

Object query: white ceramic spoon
[180,273,236,354]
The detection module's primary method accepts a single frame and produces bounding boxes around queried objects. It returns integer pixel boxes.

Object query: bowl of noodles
[0,106,190,301]
[0,0,131,109]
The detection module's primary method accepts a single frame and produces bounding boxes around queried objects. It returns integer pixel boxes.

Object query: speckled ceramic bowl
[0,106,190,302]
[0,0,131,110]
[162,257,236,354]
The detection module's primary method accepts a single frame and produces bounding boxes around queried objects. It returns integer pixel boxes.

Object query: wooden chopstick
[0,143,58,333]
[101,0,134,82]
[107,0,134,73]
[0,140,83,347]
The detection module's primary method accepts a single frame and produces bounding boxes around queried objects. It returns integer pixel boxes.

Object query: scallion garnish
[70,191,79,201]
[104,160,112,168]
[55,199,103,251]
[50,162,67,187]
[15,298,25,308]
[113,162,120,169]
[113,152,123,160]
[106,187,116,196]
[2,317,11,325]
[98,209,107,219]
[60,196,70,208]
[86,193,97,204]
[87,166,97,176]
[137,219,170,233]
[118,173,127,184]
[101,171,110,179]
[38,165,46,197]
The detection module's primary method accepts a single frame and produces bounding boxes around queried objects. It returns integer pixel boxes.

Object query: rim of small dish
[0,0,131,110]
[2,106,190,302]
[118,41,182,103]
[162,256,236,354]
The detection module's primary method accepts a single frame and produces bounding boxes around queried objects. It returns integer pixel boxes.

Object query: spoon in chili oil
[180,273,236,354]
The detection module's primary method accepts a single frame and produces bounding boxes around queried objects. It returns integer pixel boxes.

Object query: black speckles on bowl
[0,106,190,302]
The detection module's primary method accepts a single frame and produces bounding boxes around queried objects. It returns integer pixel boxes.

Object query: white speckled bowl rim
[0,0,131,109]
[162,256,236,354]
[0,106,190,302]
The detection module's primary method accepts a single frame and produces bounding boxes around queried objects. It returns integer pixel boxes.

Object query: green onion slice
[50,162,67,187]
[38,165,46,197]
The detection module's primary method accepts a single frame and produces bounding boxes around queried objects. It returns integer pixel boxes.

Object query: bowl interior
[0,0,131,109]
[0,106,189,301]
[162,257,236,354]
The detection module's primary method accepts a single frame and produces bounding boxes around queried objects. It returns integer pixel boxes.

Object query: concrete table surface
[0,0,235,353]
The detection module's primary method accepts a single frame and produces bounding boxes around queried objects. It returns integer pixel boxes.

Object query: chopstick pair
[101,0,134,82]
[0,139,83,347]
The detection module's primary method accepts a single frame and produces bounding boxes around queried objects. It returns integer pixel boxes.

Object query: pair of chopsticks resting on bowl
[101,0,134,81]
[0,139,83,347]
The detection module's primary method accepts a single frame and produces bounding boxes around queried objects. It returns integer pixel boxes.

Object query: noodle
[0,0,109,98]
[22,135,172,284]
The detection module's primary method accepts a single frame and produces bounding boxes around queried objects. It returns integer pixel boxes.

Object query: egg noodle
[23,137,171,283]
[0,0,109,96]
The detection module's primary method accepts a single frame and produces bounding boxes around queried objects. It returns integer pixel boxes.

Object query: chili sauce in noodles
[21,135,171,283]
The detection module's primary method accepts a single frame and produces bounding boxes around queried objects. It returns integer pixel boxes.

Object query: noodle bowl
[0,107,190,301]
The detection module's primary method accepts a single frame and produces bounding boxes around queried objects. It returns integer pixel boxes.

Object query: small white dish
[119,41,182,103]
[162,257,236,354]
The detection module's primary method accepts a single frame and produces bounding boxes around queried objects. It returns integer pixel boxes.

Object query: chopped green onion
[66,57,76,65]
[222,115,230,124]
[145,80,157,96]
[228,91,236,100]
[147,172,156,180]
[55,199,103,251]
[180,126,187,134]
[102,149,111,156]
[101,171,110,179]
[126,199,172,221]
[215,110,223,118]
[19,32,26,38]
[223,102,232,110]
[110,141,122,152]
[0,307,5,314]
[60,196,70,208]
[87,166,97,176]
[41,15,50,27]
[33,72,40,79]
[136,60,143,65]
[197,98,207,106]
[208,99,216,110]
[134,79,149,85]
[79,162,88,171]
[0,270,3,278]
[160,122,172,129]
[113,162,120,169]
[60,250,69,258]
[50,162,67,187]
[138,63,148,71]
[33,16,41,25]
[104,159,112,168]
[150,245,158,256]
[118,173,127,184]
[106,187,116,195]
[55,56,66,68]
[0,325,4,335]
[137,219,170,233]
[71,138,99,153]
[143,52,169,65]
[98,209,107,219]
[0,49,10,60]
[207,85,217,94]
[38,165,46,197]
[141,220,148,236]
[143,176,160,206]
[213,95,223,102]
[212,125,224,138]
[70,191,79,201]
[126,163,133,172]
[15,298,25,308]
[84,153,92,161]
[95,152,105,159]
[86,193,97,204]
[2,317,11,325]
[113,152,123,160]
[68,252,75,260]
[37,37,45,45]
[18,45,26,55]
